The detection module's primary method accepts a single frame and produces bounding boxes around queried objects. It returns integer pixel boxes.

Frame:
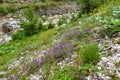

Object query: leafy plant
[78,64,92,76]
[51,66,75,80]
[98,16,120,37]
[112,6,120,18]
[0,45,16,55]
[51,63,92,80]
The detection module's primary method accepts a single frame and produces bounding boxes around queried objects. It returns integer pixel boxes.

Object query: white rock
[101,57,109,63]
[0,31,3,35]
[52,19,59,25]
[9,17,14,21]
[86,76,91,80]
[30,74,39,80]
[42,21,49,26]
[97,73,102,78]
[4,35,12,43]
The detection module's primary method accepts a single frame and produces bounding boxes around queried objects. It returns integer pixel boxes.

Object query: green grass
[0,0,68,14]
[0,28,55,72]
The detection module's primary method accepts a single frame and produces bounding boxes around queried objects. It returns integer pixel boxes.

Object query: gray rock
[118,67,120,72]
[4,35,12,43]
[93,72,98,80]
[2,22,13,33]
[0,31,3,35]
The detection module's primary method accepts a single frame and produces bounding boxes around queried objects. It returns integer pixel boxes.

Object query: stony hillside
[0,0,120,80]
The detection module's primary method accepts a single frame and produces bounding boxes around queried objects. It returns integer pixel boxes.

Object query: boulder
[2,22,13,33]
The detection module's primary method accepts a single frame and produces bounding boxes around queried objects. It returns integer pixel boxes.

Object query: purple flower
[38,58,43,65]
[47,48,51,54]
[53,47,57,53]
[15,72,21,79]
[60,44,63,48]
[43,52,46,55]
[53,54,62,59]
[23,63,30,71]
[74,61,79,66]
[79,74,86,80]
[32,60,36,64]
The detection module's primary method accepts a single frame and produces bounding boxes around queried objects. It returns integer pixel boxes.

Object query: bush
[0,6,7,14]
[76,0,105,13]
[0,0,4,3]
[80,43,100,64]
[12,30,26,40]
[20,8,43,36]
[21,21,37,36]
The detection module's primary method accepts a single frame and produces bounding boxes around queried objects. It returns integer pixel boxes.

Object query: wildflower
[15,72,21,79]
[23,63,30,71]
[80,74,87,80]
[41,15,46,18]
[61,24,66,27]
[38,58,43,65]
[59,44,63,49]
[79,21,82,24]
[43,52,46,56]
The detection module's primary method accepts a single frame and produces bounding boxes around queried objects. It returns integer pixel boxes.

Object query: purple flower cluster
[10,41,74,79]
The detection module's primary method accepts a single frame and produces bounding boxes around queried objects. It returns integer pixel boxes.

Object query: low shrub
[12,30,26,40]
[0,0,4,3]
[20,8,43,36]
[80,43,100,64]
[0,6,7,14]
[76,0,106,14]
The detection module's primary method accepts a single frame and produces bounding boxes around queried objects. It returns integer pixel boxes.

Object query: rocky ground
[0,2,80,45]
[0,1,120,80]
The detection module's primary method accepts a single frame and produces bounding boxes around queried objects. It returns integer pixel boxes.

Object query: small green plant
[115,61,120,67]
[112,6,120,18]
[58,16,67,25]
[51,64,92,80]
[78,64,92,76]
[6,5,16,13]
[12,30,26,40]
[0,44,16,55]
[51,66,76,80]
[80,43,100,64]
